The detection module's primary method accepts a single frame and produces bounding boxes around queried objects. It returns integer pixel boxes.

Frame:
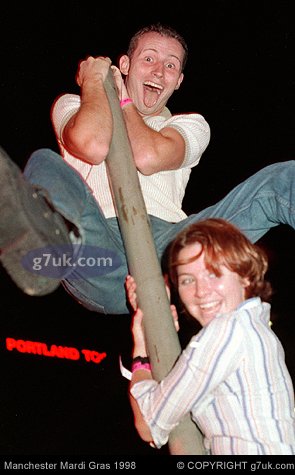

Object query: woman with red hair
[126,218,295,455]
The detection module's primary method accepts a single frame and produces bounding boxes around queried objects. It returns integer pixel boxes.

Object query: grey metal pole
[104,72,204,455]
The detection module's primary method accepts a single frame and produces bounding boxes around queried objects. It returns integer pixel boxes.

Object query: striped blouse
[131,298,295,454]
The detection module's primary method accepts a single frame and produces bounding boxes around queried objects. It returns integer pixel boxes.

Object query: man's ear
[175,72,184,91]
[119,55,130,76]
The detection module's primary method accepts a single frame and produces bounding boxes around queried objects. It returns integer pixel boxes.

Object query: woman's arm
[125,275,154,442]
[125,275,180,446]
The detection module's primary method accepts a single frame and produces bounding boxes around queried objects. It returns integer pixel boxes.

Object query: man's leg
[121,160,295,311]
[3,151,293,315]
[25,157,295,314]
[0,147,128,315]
[24,149,129,315]
[0,147,72,295]
[154,160,295,258]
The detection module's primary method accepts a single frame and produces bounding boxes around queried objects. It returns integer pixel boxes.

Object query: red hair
[167,218,272,301]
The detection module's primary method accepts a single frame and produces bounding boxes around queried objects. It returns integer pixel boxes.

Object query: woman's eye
[179,277,194,286]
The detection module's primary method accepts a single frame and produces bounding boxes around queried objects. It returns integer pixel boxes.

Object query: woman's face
[177,243,249,327]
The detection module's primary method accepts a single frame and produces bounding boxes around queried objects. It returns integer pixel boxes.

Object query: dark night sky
[1,1,295,457]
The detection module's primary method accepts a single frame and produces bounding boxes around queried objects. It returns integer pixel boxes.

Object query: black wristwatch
[132,356,150,364]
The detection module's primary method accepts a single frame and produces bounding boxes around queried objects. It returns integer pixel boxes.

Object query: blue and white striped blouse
[131,298,295,454]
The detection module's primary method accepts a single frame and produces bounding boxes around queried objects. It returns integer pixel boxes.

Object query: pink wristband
[120,98,133,108]
[131,361,152,373]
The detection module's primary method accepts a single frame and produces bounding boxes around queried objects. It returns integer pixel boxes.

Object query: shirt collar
[236,297,261,311]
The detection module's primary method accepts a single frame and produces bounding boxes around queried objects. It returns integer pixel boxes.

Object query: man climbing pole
[1,22,295,316]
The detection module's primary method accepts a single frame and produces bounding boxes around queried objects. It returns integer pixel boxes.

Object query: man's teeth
[144,81,163,94]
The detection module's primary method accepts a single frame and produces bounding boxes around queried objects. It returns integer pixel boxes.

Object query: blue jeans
[24,149,295,315]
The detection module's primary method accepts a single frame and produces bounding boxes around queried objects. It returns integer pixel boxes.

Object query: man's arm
[121,103,186,176]
[62,56,113,165]
[111,65,190,176]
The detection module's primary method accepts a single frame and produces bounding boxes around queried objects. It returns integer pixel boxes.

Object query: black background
[1,1,294,456]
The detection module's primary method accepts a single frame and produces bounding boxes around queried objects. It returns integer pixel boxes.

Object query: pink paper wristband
[131,361,152,373]
[120,98,133,108]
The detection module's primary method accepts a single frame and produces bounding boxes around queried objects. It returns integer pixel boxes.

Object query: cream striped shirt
[51,94,210,223]
[131,298,295,455]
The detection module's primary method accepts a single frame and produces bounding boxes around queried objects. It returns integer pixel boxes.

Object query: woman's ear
[119,54,130,76]
[241,277,251,300]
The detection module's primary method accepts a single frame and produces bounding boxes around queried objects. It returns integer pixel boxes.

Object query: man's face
[120,32,184,116]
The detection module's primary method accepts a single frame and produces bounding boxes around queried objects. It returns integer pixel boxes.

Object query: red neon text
[6,337,107,364]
